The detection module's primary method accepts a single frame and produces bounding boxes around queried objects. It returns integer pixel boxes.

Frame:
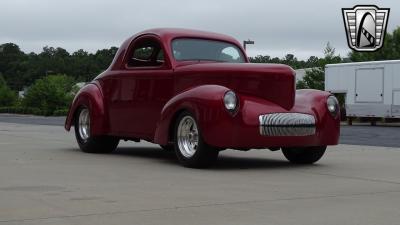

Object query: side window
[133,46,154,60]
[220,47,241,62]
[128,38,164,68]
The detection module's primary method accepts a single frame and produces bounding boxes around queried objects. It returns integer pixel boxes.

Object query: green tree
[296,68,324,90]
[23,75,74,115]
[250,55,271,63]
[0,74,17,106]
[0,43,119,91]
[304,56,320,68]
[349,27,400,61]
[0,43,27,90]
[249,53,314,69]
[297,42,342,90]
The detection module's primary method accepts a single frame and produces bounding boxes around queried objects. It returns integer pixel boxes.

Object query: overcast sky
[0,0,398,59]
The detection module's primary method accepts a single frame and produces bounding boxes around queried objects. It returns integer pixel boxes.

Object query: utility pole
[243,39,255,50]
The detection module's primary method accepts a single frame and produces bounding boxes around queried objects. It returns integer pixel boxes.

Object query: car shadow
[113,147,323,170]
[114,146,177,164]
[212,155,317,170]
[63,146,324,170]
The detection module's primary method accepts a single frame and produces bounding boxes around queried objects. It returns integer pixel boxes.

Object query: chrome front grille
[259,113,316,136]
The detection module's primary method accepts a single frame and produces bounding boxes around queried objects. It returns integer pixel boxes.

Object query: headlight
[327,95,339,117]
[223,90,238,112]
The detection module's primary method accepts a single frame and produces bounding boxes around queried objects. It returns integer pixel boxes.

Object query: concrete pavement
[0,122,400,224]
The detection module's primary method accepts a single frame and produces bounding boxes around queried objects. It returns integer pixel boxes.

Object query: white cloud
[0,0,398,59]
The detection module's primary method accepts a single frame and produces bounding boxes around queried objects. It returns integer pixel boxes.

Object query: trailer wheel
[347,117,353,125]
[340,106,347,121]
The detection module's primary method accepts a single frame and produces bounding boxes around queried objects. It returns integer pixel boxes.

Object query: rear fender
[64,82,108,136]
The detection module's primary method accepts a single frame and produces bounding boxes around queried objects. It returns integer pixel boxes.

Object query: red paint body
[65,28,340,148]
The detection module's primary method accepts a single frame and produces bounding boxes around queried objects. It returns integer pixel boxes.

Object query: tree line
[0,44,118,91]
[0,44,118,115]
[0,27,399,116]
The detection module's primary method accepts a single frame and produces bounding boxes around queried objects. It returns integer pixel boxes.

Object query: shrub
[23,74,74,115]
[0,74,17,106]
[296,68,325,90]
[53,108,69,116]
[0,106,43,115]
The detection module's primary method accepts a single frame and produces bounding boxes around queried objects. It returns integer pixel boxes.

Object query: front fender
[293,89,338,124]
[293,89,340,144]
[239,89,339,130]
[64,82,108,136]
[153,85,231,145]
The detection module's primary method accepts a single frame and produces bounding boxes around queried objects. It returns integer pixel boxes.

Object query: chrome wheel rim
[177,116,199,158]
[78,108,90,142]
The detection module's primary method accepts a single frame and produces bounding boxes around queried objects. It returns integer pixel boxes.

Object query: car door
[108,35,174,139]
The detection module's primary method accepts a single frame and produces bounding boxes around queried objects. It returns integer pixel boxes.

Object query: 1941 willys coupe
[65,28,340,168]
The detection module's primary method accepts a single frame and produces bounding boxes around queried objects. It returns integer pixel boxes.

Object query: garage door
[355,68,384,102]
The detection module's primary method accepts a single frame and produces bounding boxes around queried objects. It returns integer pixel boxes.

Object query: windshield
[171,38,246,63]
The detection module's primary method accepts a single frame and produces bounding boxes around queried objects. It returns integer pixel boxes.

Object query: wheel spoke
[78,108,90,142]
[177,115,199,158]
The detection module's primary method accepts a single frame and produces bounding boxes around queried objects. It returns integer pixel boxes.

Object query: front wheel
[174,111,218,168]
[74,106,119,153]
[281,146,327,164]
[159,144,174,152]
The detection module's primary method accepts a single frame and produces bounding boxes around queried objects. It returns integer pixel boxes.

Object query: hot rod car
[65,28,340,168]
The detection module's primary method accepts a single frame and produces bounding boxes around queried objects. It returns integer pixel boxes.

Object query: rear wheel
[174,111,218,168]
[282,146,326,164]
[74,106,119,153]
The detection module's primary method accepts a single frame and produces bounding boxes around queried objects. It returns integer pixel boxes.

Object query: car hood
[174,62,296,110]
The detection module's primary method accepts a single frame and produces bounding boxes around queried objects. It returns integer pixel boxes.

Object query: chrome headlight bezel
[223,90,238,113]
[326,95,339,117]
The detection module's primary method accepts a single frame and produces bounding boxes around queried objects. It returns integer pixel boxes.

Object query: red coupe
[65,28,340,167]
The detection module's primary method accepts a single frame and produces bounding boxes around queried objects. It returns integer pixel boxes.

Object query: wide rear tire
[74,106,119,153]
[174,111,218,168]
[282,146,326,164]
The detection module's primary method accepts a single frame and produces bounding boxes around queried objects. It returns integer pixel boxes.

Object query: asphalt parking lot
[0,116,400,225]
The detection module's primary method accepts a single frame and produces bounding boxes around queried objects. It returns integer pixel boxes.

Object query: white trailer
[325,60,400,120]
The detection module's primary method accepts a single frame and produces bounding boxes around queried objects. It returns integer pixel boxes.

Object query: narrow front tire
[159,144,174,152]
[282,146,326,164]
[174,111,218,168]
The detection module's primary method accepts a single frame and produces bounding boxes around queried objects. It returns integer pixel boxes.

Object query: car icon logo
[342,5,390,52]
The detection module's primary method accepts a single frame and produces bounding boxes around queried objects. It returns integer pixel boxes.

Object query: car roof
[134,28,240,44]
[109,28,246,70]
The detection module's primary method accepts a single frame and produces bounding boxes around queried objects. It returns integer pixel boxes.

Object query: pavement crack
[2,189,400,223]
[297,170,400,185]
